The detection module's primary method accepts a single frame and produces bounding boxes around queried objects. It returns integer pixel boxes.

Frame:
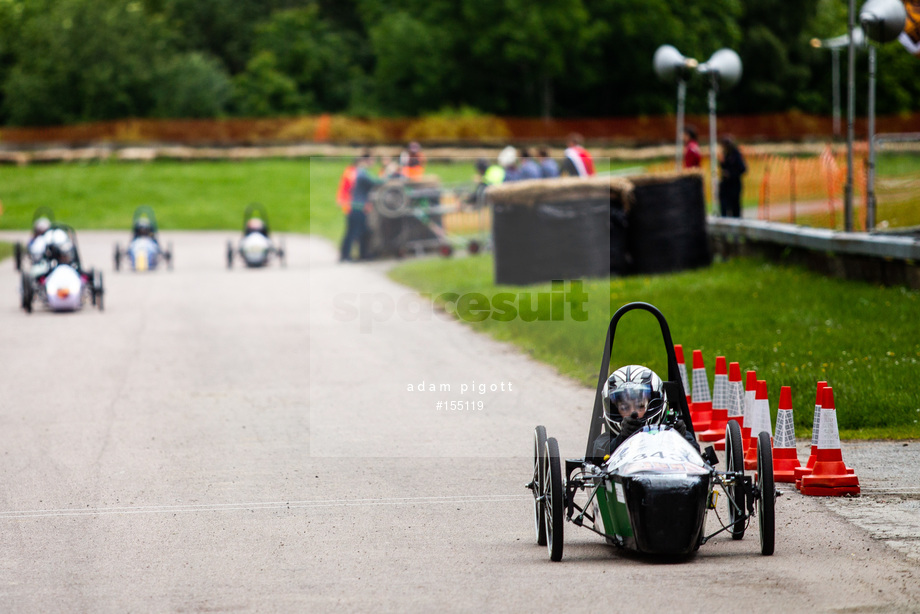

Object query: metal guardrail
[708,217,920,261]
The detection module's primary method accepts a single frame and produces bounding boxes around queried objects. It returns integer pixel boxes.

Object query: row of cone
[675,345,859,497]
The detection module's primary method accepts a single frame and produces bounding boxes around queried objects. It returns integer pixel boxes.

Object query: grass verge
[389,254,920,440]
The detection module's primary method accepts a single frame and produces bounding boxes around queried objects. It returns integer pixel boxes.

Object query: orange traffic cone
[690,350,712,432]
[675,344,691,407]
[800,386,860,496]
[715,362,745,451]
[744,380,772,470]
[795,381,827,490]
[772,386,801,482]
[740,370,758,453]
[699,357,729,443]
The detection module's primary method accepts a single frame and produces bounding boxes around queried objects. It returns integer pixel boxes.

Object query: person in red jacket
[683,126,702,169]
[562,133,595,177]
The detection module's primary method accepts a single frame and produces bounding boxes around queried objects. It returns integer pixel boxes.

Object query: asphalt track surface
[1,231,919,613]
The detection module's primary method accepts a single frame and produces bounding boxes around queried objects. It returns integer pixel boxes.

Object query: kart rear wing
[584,302,694,460]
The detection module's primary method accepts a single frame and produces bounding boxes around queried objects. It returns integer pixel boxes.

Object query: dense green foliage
[0,0,917,125]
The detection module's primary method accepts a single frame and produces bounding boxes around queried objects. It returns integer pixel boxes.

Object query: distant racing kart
[114,205,173,272]
[528,302,777,561]
[21,223,104,313]
[226,203,286,269]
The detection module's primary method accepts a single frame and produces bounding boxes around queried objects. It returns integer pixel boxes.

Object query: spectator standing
[718,135,747,218]
[683,126,702,169]
[399,141,426,180]
[537,147,559,178]
[340,157,382,262]
[562,133,595,177]
[336,159,358,215]
[498,146,522,182]
[476,158,505,186]
[518,148,542,180]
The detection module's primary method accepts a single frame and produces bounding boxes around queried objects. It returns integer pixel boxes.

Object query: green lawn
[0,159,311,233]
[389,254,920,440]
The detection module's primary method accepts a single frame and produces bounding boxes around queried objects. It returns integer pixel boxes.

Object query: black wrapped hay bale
[488,177,630,285]
[625,171,711,275]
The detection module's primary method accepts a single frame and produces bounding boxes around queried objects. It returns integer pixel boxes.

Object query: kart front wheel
[543,437,564,562]
[166,243,173,271]
[113,244,121,272]
[532,425,547,546]
[725,419,746,540]
[756,431,775,556]
[20,271,33,313]
[226,241,234,269]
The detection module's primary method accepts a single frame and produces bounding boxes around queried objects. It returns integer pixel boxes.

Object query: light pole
[860,0,907,231]
[810,28,865,140]
[697,49,743,215]
[846,0,857,232]
[653,45,699,171]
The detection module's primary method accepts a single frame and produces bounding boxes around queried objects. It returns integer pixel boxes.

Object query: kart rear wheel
[439,244,453,258]
[725,420,746,540]
[226,241,234,269]
[14,242,22,272]
[756,431,775,556]
[532,425,547,546]
[20,271,33,313]
[467,240,481,255]
[166,243,173,271]
[543,437,564,562]
[113,244,121,272]
[278,240,286,268]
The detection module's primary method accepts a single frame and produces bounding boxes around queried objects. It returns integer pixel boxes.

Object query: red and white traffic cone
[800,386,860,496]
[744,380,772,471]
[699,356,729,443]
[690,350,712,432]
[675,344,691,407]
[715,362,745,451]
[795,381,827,490]
[739,370,758,453]
[773,386,801,483]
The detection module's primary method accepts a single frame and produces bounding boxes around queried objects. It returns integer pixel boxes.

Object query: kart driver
[245,217,268,236]
[44,228,77,267]
[591,365,699,465]
[133,216,158,243]
[27,217,53,263]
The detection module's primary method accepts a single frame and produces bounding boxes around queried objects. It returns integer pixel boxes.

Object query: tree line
[0,0,916,127]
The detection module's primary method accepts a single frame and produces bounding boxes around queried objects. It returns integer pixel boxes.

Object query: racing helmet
[50,238,75,265]
[134,217,152,237]
[602,365,667,434]
[33,216,51,236]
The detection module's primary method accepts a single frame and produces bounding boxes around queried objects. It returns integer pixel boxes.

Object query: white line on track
[0,494,532,519]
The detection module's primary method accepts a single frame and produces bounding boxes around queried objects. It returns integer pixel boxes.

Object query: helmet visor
[612,382,653,418]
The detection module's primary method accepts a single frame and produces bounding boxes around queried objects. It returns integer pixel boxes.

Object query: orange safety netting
[648,145,869,231]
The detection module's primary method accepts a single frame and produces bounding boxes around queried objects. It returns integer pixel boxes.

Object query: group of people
[476,133,596,187]
[337,142,427,262]
[682,125,747,218]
